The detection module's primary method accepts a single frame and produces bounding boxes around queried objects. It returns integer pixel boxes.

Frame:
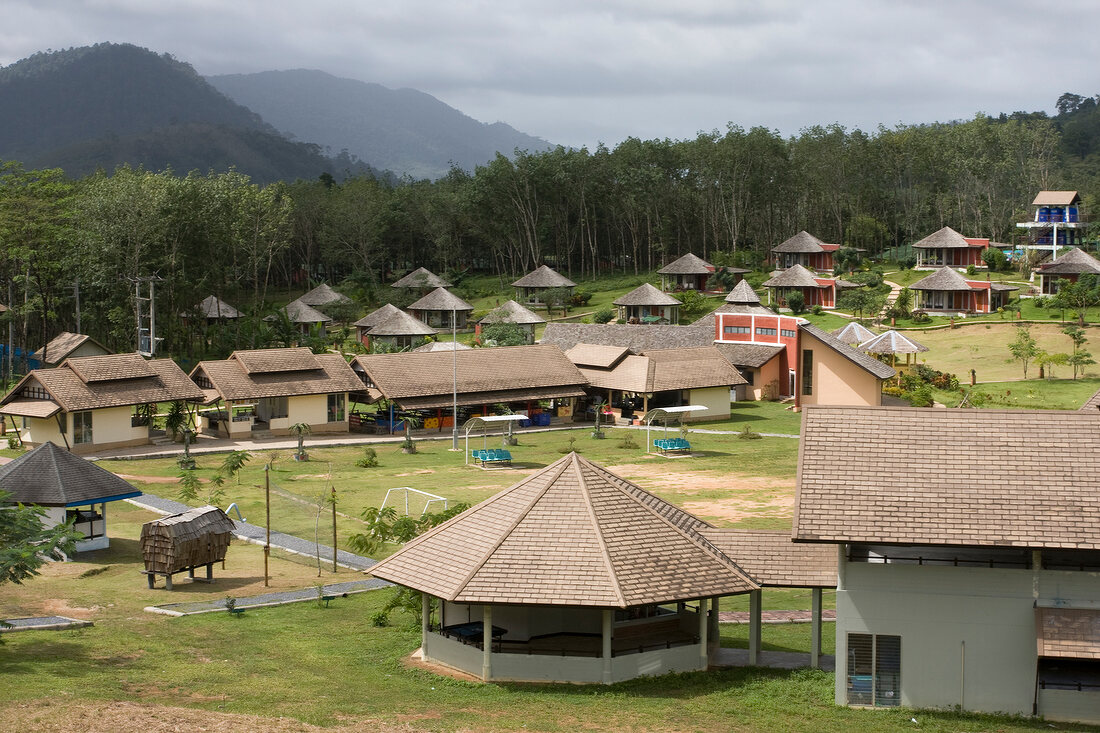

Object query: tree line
[0,112,1092,365]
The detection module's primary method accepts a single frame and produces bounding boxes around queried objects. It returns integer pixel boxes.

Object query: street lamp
[451,306,460,450]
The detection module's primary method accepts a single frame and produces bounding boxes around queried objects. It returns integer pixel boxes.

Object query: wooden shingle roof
[193,349,361,401]
[31,332,110,365]
[411,340,472,353]
[187,295,241,320]
[726,280,762,304]
[831,321,876,345]
[1032,191,1080,207]
[1035,607,1100,659]
[298,283,351,307]
[912,226,971,249]
[908,267,977,292]
[352,344,587,409]
[369,453,758,607]
[656,253,713,275]
[575,346,746,393]
[763,264,827,288]
[275,299,332,324]
[407,287,473,313]
[0,441,141,507]
[477,300,545,326]
[799,323,896,380]
[613,282,682,307]
[1039,248,1100,276]
[1080,387,1100,412]
[711,342,786,369]
[511,265,576,288]
[858,330,928,355]
[772,231,829,254]
[565,343,631,369]
[794,406,1100,549]
[700,529,837,588]
[391,267,452,289]
[541,322,713,353]
[354,304,436,337]
[0,355,204,414]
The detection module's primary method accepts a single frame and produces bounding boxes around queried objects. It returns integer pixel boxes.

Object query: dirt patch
[394,469,436,477]
[0,700,419,733]
[41,598,103,619]
[681,494,794,523]
[292,473,332,480]
[403,648,482,683]
[604,464,789,492]
[114,473,181,485]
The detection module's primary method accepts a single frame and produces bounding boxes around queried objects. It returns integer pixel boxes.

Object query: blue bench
[472,449,513,466]
[654,438,691,455]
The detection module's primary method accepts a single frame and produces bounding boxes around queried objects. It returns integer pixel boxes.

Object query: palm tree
[290,423,311,461]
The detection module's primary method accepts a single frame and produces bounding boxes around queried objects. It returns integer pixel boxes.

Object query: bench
[654,438,691,455]
[472,449,513,467]
[321,592,348,608]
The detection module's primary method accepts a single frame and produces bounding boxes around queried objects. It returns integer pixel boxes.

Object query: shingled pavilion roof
[275,300,332,324]
[186,295,241,320]
[298,283,351,307]
[859,330,929,355]
[772,231,831,253]
[912,226,972,249]
[831,321,877,346]
[576,346,747,393]
[908,267,977,292]
[800,323,896,380]
[511,265,576,288]
[31,332,111,366]
[407,287,474,313]
[726,280,761,304]
[762,264,829,288]
[477,300,545,326]
[613,282,682,307]
[794,406,1100,549]
[411,340,472,353]
[656,253,713,275]
[391,267,452,290]
[369,452,758,607]
[354,304,436,338]
[0,441,141,507]
[1039,248,1100,276]
[700,529,837,588]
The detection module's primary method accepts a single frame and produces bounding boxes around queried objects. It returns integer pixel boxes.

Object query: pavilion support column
[482,605,492,681]
[421,593,431,661]
[602,609,613,685]
[748,590,762,666]
[811,588,822,670]
[698,598,709,670]
[707,595,720,656]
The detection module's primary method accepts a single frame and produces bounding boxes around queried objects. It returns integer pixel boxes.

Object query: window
[780,329,796,338]
[739,368,755,386]
[327,393,346,423]
[755,327,777,336]
[847,633,900,706]
[802,350,813,396]
[723,325,750,334]
[73,411,93,445]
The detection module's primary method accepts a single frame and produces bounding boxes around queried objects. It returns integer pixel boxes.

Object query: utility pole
[132,275,162,357]
[69,278,81,333]
[331,484,338,573]
[264,463,271,587]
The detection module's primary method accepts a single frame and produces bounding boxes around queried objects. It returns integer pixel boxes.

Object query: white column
[421,593,431,661]
[698,598,709,669]
[602,609,613,684]
[748,590,762,666]
[811,587,822,669]
[482,605,492,681]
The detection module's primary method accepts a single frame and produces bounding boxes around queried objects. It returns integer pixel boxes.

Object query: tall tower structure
[1015,190,1084,259]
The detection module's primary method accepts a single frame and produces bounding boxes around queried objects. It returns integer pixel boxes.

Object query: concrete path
[145,577,389,616]
[128,493,378,572]
[880,279,903,318]
[1,616,93,632]
[712,648,836,672]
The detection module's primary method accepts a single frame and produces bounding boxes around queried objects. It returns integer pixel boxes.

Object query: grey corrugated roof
[799,323,896,380]
[1039,248,1100,276]
[656,252,713,274]
[477,300,545,326]
[511,265,576,288]
[772,231,828,254]
[763,264,826,288]
[908,267,976,292]
[407,287,473,312]
[912,226,971,249]
[0,441,141,507]
[391,267,452,289]
[613,282,682,307]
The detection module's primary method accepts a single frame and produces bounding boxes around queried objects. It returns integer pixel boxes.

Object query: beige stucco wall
[287,393,349,435]
[800,332,882,407]
[686,386,732,420]
[21,405,148,454]
[754,356,784,401]
[836,557,1100,723]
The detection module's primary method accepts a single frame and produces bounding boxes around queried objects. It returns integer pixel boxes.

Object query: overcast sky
[3,0,1097,149]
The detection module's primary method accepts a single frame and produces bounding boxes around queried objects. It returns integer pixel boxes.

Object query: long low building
[351,344,588,421]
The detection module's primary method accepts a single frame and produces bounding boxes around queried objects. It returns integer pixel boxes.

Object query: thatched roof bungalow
[771,231,840,272]
[391,267,452,292]
[612,283,681,324]
[476,300,545,344]
[407,287,474,330]
[511,265,576,305]
[354,304,436,349]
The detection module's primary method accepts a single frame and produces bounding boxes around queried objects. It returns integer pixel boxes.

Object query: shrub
[811,305,824,316]
[617,433,638,450]
[736,424,762,440]
[910,309,931,324]
[369,611,389,627]
[966,264,977,277]
[593,308,615,324]
[355,447,379,468]
[7,435,19,450]
[786,291,806,315]
[982,247,1008,272]
[569,290,593,307]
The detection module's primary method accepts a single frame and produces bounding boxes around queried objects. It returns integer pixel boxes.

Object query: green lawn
[933,378,1100,409]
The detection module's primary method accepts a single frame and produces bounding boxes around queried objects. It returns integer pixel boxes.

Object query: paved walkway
[712,648,835,672]
[128,493,378,572]
[1,616,93,632]
[719,609,836,624]
[146,578,388,616]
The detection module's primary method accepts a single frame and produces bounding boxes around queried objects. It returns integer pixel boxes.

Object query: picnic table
[442,621,508,645]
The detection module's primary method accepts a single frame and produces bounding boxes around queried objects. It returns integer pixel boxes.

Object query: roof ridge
[574,453,627,608]
[448,457,570,601]
[48,442,66,502]
[593,462,759,591]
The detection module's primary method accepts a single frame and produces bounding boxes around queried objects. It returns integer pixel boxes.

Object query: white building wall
[836,558,1100,718]
[686,386,732,420]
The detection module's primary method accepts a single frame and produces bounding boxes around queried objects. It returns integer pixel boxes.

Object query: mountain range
[0,43,554,182]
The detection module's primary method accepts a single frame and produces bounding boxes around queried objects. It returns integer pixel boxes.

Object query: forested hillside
[208,69,554,180]
[0,94,1097,366]
[0,44,374,183]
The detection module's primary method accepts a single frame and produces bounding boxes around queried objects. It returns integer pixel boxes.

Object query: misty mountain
[0,43,373,183]
[208,69,554,180]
